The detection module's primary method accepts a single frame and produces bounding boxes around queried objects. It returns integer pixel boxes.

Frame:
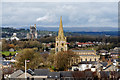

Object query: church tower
[55,16,68,53]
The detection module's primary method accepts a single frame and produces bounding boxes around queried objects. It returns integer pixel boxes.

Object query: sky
[2,2,118,28]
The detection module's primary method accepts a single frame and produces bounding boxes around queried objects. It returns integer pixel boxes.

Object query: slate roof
[111,53,120,55]
[72,50,95,53]
[10,70,24,78]
[34,69,50,76]
[115,71,120,78]
[78,61,96,64]
[100,62,108,67]
[79,55,96,56]
[60,71,73,77]
[72,71,93,78]
[85,71,93,77]
[47,72,60,79]
[100,71,110,78]
[99,50,108,53]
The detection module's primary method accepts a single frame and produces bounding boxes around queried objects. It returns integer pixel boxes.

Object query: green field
[1,51,19,56]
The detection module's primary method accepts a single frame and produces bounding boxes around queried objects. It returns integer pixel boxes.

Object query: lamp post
[25,59,30,79]
[25,60,27,79]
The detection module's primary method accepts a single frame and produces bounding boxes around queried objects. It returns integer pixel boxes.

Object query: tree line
[15,49,77,71]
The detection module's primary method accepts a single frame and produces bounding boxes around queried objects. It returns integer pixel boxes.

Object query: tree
[50,43,55,48]
[2,39,10,51]
[47,53,55,66]
[55,50,78,71]
[50,49,55,54]
[15,48,43,70]
[2,54,6,58]
[41,53,49,66]
[8,44,15,48]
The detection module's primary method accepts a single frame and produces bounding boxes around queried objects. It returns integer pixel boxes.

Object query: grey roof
[34,69,50,76]
[99,50,108,53]
[78,61,96,64]
[111,53,120,55]
[85,71,93,77]
[100,71,110,78]
[60,71,73,77]
[47,72,60,79]
[100,62,108,67]
[116,71,120,77]
[72,50,95,53]
[10,70,24,78]
[79,55,96,56]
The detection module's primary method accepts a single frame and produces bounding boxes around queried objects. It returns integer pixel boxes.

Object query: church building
[55,16,68,53]
[55,16,100,65]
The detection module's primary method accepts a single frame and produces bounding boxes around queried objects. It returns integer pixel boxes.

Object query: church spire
[55,16,67,53]
[58,16,64,38]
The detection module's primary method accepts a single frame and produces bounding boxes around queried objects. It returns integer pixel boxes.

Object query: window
[72,59,73,62]
[95,58,96,61]
[81,59,82,62]
[76,59,78,63]
[57,43,58,46]
[61,48,63,51]
[62,43,64,46]
[85,59,87,61]
[56,48,58,52]
[90,59,92,61]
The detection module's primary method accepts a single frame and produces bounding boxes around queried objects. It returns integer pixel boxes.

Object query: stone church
[55,16,100,64]
[55,16,68,53]
[71,50,100,65]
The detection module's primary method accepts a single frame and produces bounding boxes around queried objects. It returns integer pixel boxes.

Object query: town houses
[1,17,120,80]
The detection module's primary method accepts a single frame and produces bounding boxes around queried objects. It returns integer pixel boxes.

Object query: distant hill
[1,27,119,39]
[36,27,118,32]
[73,31,118,36]
[3,26,118,32]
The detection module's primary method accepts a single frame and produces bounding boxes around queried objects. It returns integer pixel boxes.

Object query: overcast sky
[2,2,118,28]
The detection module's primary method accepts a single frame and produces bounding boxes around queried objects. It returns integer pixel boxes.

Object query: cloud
[2,0,119,2]
[88,16,96,22]
[36,15,48,22]
[2,2,118,28]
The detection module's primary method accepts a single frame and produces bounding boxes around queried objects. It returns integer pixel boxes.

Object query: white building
[11,33,19,41]
[72,61,95,71]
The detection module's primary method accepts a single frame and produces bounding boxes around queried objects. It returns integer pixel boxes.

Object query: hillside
[1,27,118,39]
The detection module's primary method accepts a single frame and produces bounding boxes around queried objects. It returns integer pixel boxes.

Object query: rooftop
[10,70,24,78]
[72,50,95,53]
[47,72,60,79]
[34,69,50,76]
